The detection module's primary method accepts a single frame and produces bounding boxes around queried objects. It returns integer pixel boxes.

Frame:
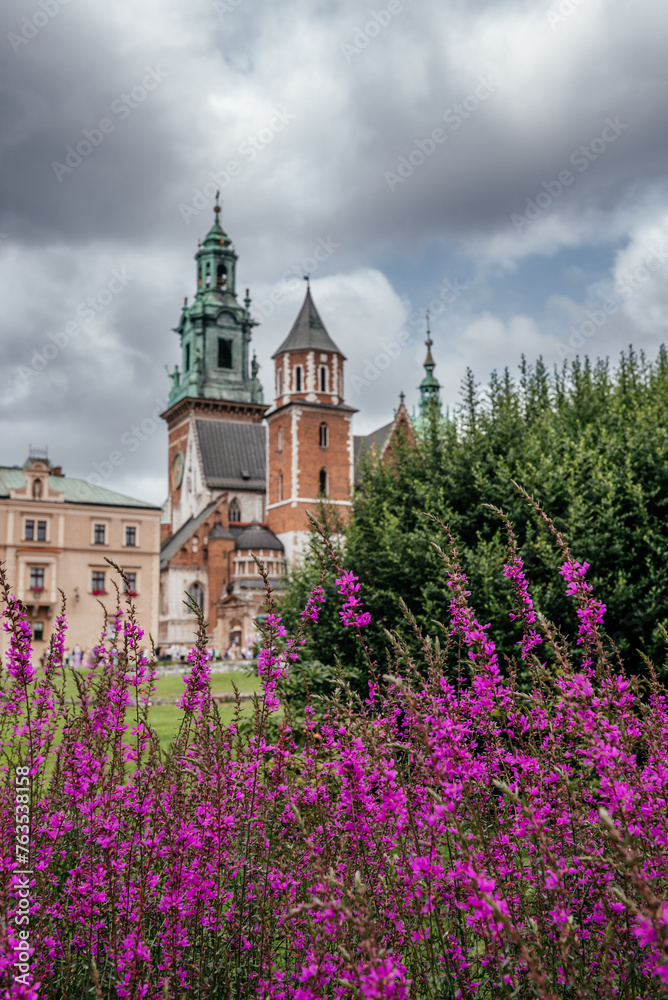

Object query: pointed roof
[272,288,345,359]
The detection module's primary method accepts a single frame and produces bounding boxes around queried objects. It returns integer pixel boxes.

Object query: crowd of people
[48,642,256,670]
[154,643,256,663]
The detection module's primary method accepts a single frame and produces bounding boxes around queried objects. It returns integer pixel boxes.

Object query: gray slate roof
[196,420,266,490]
[272,288,345,359]
[161,512,283,568]
[0,467,159,508]
[160,499,219,569]
[353,422,394,486]
[235,523,284,552]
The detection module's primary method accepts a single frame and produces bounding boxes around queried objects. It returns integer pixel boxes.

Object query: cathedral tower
[162,201,267,533]
[265,285,356,563]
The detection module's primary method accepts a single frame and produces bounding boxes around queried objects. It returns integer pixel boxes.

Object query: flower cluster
[503,551,542,658]
[559,557,607,647]
[335,570,371,627]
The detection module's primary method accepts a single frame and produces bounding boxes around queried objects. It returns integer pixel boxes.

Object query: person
[72,645,83,669]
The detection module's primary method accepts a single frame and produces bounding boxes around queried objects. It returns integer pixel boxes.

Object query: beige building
[0,455,161,660]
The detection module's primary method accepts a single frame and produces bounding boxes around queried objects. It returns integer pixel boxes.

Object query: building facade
[0,454,161,658]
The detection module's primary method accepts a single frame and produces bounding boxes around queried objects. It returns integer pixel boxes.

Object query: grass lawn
[140,700,253,746]
[30,664,264,750]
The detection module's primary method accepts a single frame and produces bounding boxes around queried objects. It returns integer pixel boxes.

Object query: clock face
[171,451,184,490]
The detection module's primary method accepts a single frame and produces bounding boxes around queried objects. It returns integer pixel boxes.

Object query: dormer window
[294,366,302,392]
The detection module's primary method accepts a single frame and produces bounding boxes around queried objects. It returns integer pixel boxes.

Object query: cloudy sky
[1,0,667,504]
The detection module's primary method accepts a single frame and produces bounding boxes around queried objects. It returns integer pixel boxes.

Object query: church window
[318,468,328,497]
[277,369,283,396]
[188,582,204,612]
[277,427,283,453]
[32,479,42,499]
[319,422,329,448]
[320,366,327,392]
[278,471,283,502]
[216,264,227,289]
[184,343,191,372]
[218,338,233,369]
[192,535,198,554]
[294,366,302,392]
[205,264,211,288]
[229,498,241,522]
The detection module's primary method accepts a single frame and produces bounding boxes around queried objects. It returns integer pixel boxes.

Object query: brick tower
[266,285,356,563]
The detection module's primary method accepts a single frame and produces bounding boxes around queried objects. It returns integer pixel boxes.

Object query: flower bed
[1,496,666,999]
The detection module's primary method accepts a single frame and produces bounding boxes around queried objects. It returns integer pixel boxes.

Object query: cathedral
[158,202,440,653]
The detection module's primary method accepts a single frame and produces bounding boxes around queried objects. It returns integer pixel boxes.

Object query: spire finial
[425,310,432,346]
[214,190,221,223]
[399,390,405,407]
[303,273,310,289]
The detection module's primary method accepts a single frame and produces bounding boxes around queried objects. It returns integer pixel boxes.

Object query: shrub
[1,501,667,999]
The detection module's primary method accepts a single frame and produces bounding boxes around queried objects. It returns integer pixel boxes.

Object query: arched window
[205,264,211,288]
[277,369,283,397]
[188,582,204,612]
[318,468,327,497]
[32,479,42,499]
[192,535,198,554]
[278,470,283,502]
[320,366,327,392]
[277,427,283,453]
[319,422,329,448]
[338,370,344,396]
[216,264,227,289]
[229,498,241,522]
[294,366,302,392]
[184,343,191,372]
